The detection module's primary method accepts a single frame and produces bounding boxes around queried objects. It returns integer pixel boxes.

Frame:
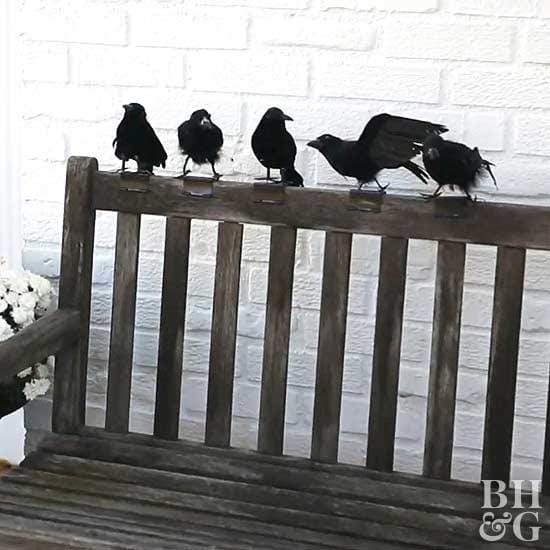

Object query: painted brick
[319,0,438,11]
[21,2,128,45]
[190,51,309,96]
[463,112,506,152]
[451,68,550,109]
[318,54,441,104]
[254,15,376,51]
[198,0,308,8]
[515,116,550,157]
[384,18,513,62]
[72,46,185,88]
[132,9,248,50]
[451,0,537,17]
[21,42,69,83]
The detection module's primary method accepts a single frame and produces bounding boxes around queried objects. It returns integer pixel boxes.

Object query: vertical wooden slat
[423,241,466,480]
[105,212,141,433]
[153,217,191,440]
[311,231,352,464]
[52,157,97,434]
[367,237,409,472]
[205,222,244,448]
[257,226,297,455]
[482,246,525,485]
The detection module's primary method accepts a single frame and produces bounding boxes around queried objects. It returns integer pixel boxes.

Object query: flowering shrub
[0,260,54,418]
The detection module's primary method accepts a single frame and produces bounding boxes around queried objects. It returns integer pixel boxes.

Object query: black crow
[113,103,167,174]
[251,107,304,187]
[422,135,497,202]
[178,109,224,179]
[308,113,447,191]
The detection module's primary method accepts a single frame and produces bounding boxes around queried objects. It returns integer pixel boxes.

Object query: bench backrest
[52,156,550,490]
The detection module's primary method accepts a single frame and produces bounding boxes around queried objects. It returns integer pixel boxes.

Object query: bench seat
[0,431,547,549]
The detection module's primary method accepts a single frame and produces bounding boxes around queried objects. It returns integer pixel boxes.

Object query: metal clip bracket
[119,171,152,193]
[182,176,214,198]
[253,182,285,205]
[348,189,384,213]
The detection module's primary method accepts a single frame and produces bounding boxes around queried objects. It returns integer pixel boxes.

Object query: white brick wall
[19,0,550,482]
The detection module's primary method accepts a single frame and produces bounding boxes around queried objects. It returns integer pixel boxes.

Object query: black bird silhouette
[251,107,304,187]
[178,109,224,179]
[113,103,167,174]
[308,113,447,191]
[422,135,497,202]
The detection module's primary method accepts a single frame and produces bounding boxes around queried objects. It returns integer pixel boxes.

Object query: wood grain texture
[105,212,141,433]
[482,246,526,485]
[258,226,297,455]
[205,222,243,448]
[93,170,550,251]
[367,237,408,472]
[154,217,191,440]
[311,232,352,464]
[423,241,466,480]
[52,157,97,434]
[0,309,80,382]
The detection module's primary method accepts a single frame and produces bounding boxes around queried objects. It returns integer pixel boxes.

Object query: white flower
[10,279,29,295]
[0,318,13,341]
[23,378,51,401]
[46,356,55,369]
[19,292,38,311]
[0,299,7,314]
[4,291,19,307]
[11,306,31,326]
[28,273,51,298]
[17,367,33,379]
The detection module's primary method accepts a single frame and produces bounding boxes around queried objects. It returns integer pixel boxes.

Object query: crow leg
[183,156,191,177]
[255,167,279,182]
[121,160,126,172]
[375,177,389,192]
[420,185,443,200]
[465,190,478,204]
[210,162,222,181]
[484,163,498,189]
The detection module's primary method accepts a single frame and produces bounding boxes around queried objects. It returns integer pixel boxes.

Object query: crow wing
[359,114,448,169]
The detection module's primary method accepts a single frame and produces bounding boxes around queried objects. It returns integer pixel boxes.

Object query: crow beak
[307,139,321,150]
[282,113,293,122]
[123,104,130,111]
[200,116,212,127]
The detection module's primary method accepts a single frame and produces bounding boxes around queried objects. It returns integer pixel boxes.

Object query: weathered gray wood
[52,157,97,434]
[311,232,352,464]
[482,246,526,485]
[0,470,416,550]
[423,241,466,480]
[93,169,550,251]
[0,309,80,382]
[77,426,489,495]
[0,491,297,550]
[105,212,141,433]
[1,468,513,549]
[154,217,191,440]
[367,237,408,472]
[19,452,482,537]
[258,226,297,455]
[34,434,486,518]
[205,222,243,448]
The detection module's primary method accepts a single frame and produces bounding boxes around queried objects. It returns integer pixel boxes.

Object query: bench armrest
[0,308,81,382]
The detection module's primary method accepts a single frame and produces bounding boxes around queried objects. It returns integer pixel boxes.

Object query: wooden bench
[1,156,549,548]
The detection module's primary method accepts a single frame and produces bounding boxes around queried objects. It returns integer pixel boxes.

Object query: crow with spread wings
[308,113,447,191]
